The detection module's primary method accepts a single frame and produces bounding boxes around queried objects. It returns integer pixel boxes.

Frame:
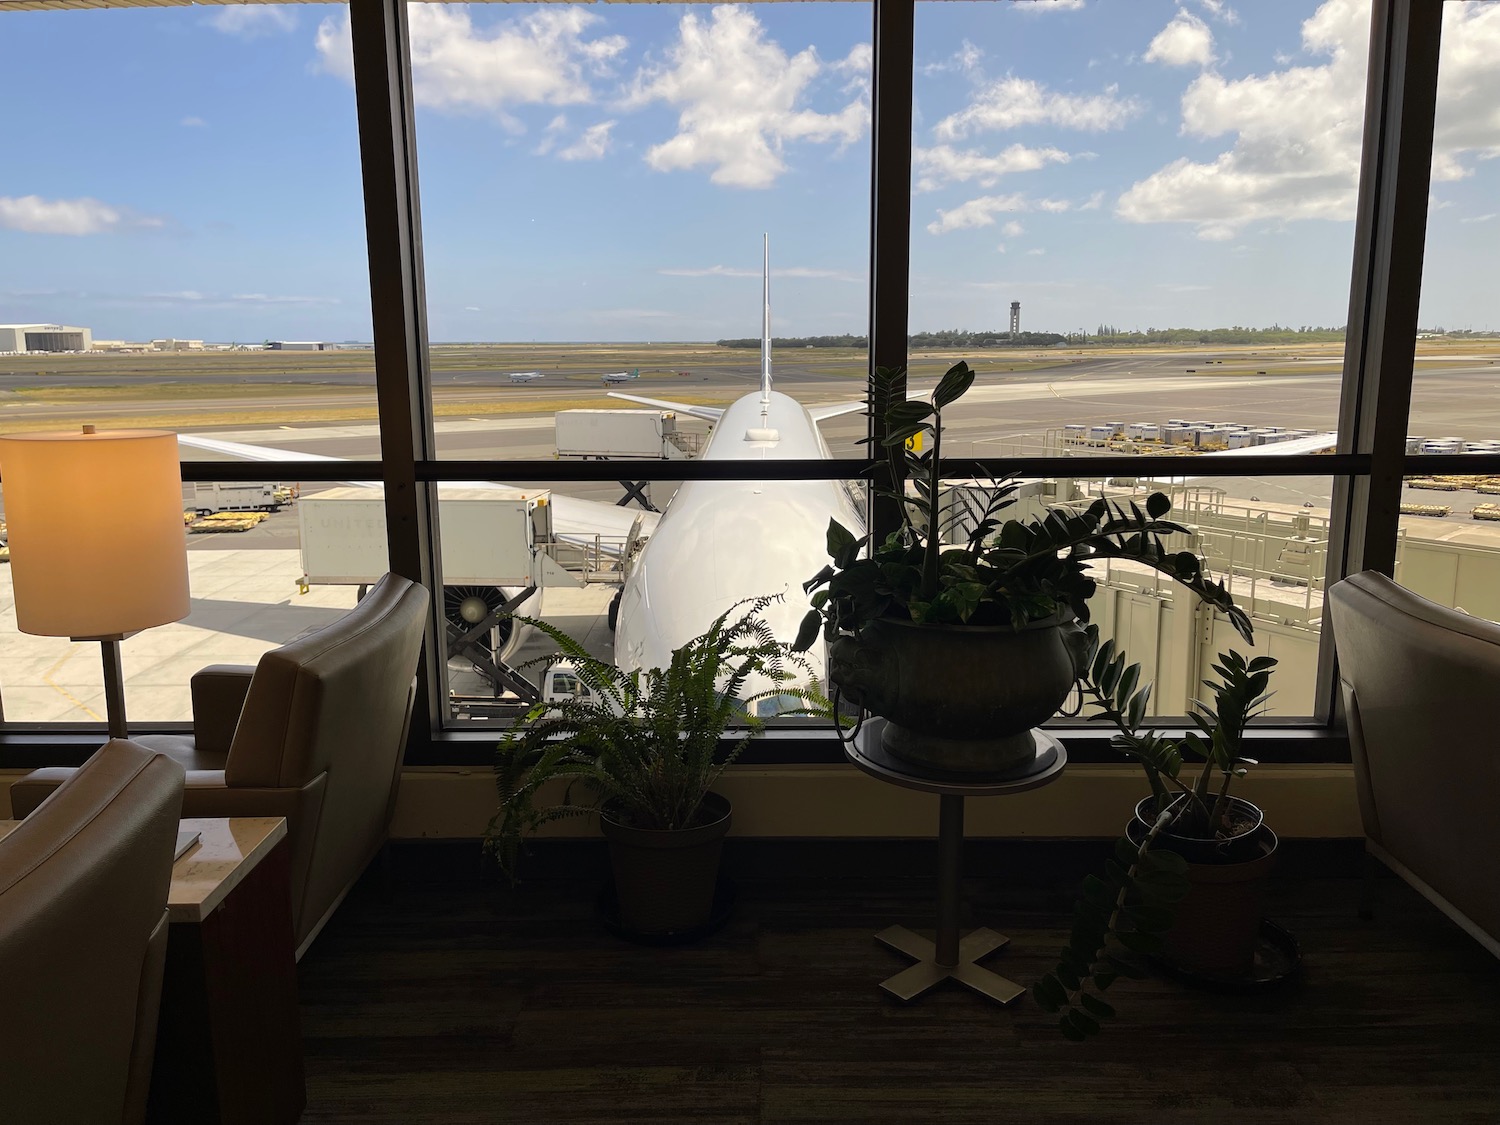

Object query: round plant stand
[845,725,1066,1004]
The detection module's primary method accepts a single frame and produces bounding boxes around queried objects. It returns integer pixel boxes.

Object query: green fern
[486,595,827,882]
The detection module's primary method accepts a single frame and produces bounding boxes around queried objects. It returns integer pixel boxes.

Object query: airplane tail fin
[760,233,772,403]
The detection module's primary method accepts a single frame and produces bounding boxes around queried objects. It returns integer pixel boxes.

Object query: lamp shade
[0,429,190,637]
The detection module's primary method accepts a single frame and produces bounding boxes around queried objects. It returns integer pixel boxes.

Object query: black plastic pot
[1128,796,1278,977]
[598,792,731,936]
[827,611,1089,774]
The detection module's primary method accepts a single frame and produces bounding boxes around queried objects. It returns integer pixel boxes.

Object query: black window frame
[3,0,1493,772]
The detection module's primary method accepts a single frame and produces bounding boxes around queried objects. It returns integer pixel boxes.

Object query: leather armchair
[0,739,185,1125]
[13,572,430,959]
[1328,570,1500,958]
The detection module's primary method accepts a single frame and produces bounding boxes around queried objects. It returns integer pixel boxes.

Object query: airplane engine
[443,584,534,665]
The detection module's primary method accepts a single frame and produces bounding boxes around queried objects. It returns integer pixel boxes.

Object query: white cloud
[658,264,861,283]
[1026,248,1047,255]
[208,6,297,39]
[1194,0,1240,25]
[659,265,758,278]
[558,122,615,161]
[1017,0,1086,12]
[926,193,1029,235]
[116,291,338,308]
[934,77,1142,139]
[926,193,1077,235]
[1001,220,1025,238]
[624,6,869,188]
[1118,0,1500,239]
[314,7,625,128]
[1080,190,1105,210]
[912,143,1071,192]
[1145,10,1216,68]
[180,116,207,128]
[922,41,983,78]
[1461,213,1498,224]
[0,195,127,236]
[464,306,481,312]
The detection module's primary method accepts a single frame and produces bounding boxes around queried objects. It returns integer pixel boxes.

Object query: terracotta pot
[827,611,1089,774]
[1128,799,1278,977]
[599,792,731,935]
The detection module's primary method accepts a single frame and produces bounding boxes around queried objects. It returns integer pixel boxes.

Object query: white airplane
[507,371,544,383]
[603,238,864,708]
[601,369,641,385]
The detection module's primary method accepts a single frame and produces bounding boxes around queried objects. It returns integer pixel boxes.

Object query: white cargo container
[555,409,692,460]
[297,485,576,588]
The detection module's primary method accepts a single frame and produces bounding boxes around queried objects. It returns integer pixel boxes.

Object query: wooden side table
[845,727,1066,1004]
[148,817,306,1125]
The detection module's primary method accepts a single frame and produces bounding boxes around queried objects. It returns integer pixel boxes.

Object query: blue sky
[1,0,1496,343]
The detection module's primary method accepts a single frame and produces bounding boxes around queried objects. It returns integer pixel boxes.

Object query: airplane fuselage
[612,389,864,706]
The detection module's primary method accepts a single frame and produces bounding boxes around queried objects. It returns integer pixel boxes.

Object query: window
[0,0,1464,766]
[1395,0,1500,623]
[0,4,373,729]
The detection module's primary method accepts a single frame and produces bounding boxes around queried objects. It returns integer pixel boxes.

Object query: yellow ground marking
[42,647,103,721]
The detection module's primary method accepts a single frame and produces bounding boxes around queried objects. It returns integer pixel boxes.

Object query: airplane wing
[606,391,724,421]
[176,433,659,554]
[808,401,865,423]
[1200,432,1338,458]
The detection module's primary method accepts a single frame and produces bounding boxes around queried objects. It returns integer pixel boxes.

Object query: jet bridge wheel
[444,585,514,656]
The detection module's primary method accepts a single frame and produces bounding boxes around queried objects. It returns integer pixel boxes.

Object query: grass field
[2,339,1495,433]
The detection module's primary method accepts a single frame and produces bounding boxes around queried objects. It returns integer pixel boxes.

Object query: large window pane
[910,0,1369,448]
[384,1,872,461]
[1393,1,1500,621]
[0,6,375,462]
[939,474,1329,722]
[434,474,864,726]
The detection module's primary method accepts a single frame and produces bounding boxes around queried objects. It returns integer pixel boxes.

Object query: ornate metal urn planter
[828,610,1090,774]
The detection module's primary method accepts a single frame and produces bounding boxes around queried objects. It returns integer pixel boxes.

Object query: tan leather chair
[13,572,430,959]
[0,739,185,1125]
[1328,570,1500,958]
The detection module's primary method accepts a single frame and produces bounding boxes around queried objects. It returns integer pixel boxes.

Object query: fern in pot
[487,595,822,936]
[794,360,1253,775]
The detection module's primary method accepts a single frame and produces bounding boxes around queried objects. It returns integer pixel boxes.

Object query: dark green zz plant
[1033,635,1276,1040]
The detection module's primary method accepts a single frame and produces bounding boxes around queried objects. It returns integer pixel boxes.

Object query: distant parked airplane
[508,371,544,383]
[601,369,641,385]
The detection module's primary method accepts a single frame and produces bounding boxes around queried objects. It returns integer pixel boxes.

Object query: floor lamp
[0,427,190,739]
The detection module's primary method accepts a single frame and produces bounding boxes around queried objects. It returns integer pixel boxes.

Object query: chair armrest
[8,768,77,818]
[190,665,256,758]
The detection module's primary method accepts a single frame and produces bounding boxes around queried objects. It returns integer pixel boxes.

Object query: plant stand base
[875,925,1024,1003]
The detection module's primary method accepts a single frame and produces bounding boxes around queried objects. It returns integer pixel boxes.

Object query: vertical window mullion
[349,0,444,748]
[1321,0,1443,718]
[868,0,915,542]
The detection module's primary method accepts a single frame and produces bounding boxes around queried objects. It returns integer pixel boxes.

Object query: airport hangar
[0,323,92,353]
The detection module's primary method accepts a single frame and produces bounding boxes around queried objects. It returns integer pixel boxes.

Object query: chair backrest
[1328,570,1500,946]
[226,572,429,941]
[0,740,185,1125]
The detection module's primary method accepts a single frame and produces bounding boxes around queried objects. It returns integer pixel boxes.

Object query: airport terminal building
[0,323,92,353]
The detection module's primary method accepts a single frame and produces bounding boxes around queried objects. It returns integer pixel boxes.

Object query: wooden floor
[297,845,1500,1125]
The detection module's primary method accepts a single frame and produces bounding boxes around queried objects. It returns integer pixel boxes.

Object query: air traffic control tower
[1010,302,1020,335]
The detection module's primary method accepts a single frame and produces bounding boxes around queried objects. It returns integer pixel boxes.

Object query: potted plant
[793,361,1253,774]
[486,595,822,937]
[1033,634,1280,1039]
